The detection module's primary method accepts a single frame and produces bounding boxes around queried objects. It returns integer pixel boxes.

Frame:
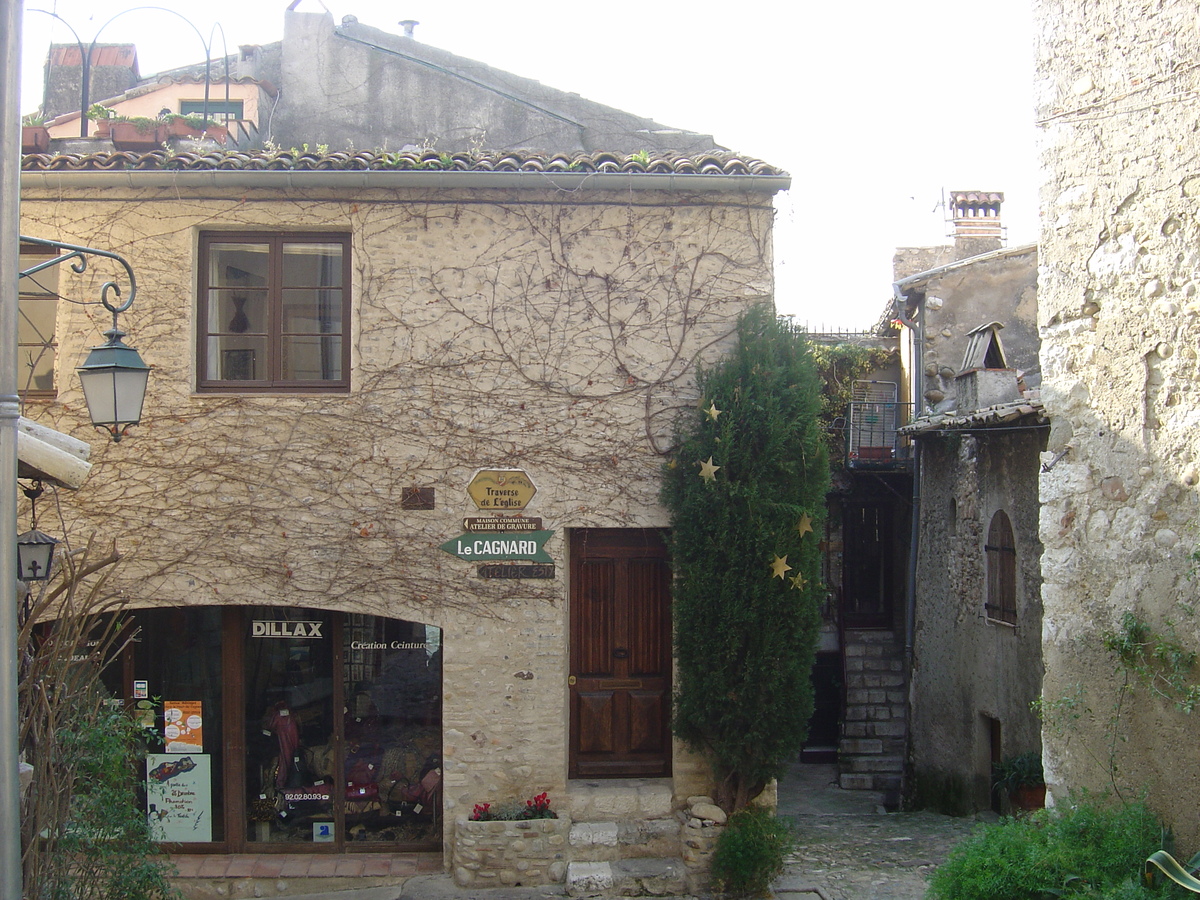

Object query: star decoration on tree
[796,513,813,539]
[698,457,720,482]
[789,571,807,591]
[770,554,792,579]
[706,401,722,421]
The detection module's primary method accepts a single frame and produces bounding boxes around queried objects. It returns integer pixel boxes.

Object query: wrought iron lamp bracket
[18,234,136,326]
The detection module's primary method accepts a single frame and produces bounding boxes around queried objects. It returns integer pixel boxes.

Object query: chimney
[949,190,1004,259]
[399,19,419,38]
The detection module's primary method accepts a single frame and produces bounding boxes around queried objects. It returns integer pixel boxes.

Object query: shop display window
[117,605,441,852]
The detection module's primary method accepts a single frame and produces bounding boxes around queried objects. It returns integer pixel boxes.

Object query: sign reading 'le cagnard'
[439,531,554,563]
[252,620,324,639]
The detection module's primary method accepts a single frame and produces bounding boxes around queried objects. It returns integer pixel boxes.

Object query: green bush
[710,806,796,897]
[926,800,1174,900]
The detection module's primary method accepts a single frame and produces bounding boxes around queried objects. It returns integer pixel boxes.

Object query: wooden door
[569,529,671,778]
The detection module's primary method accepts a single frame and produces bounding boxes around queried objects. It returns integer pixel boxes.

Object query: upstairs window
[198,232,350,392]
[985,510,1017,625]
[18,243,59,397]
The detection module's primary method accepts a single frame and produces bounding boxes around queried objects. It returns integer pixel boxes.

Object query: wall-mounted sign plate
[463,516,542,533]
[478,564,555,579]
[466,469,537,510]
[439,531,553,563]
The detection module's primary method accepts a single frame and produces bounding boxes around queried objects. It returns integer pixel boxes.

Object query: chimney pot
[399,19,419,38]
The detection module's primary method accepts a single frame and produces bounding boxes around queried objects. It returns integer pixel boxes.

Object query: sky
[18,0,1040,330]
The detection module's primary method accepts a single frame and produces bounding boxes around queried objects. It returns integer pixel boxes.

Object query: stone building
[18,6,788,894]
[1035,0,1200,844]
[894,199,1045,815]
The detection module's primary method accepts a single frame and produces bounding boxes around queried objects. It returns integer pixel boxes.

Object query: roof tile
[21,148,786,177]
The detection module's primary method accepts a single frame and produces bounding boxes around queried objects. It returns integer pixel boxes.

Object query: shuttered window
[985,510,1017,625]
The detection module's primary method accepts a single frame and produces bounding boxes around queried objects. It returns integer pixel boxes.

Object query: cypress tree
[663,303,829,813]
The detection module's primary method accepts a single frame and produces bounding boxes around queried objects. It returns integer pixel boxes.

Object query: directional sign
[464,516,542,533]
[439,530,554,563]
[466,469,537,511]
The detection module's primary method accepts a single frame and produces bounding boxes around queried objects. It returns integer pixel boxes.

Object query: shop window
[197,232,350,392]
[115,606,440,852]
[985,510,1017,625]
[18,243,58,397]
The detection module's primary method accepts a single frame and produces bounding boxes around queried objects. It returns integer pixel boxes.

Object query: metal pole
[0,1,24,898]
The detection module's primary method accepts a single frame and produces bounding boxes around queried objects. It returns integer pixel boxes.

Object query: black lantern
[16,529,58,582]
[77,325,150,442]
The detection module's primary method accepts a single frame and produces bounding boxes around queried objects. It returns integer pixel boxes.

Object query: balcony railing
[846,401,914,470]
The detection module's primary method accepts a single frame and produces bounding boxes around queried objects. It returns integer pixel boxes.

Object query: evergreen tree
[663,303,829,813]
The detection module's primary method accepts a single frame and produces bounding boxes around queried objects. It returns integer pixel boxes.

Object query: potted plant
[110,116,166,152]
[992,751,1046,812]
[21,114,49,153]
[86,103,117,137]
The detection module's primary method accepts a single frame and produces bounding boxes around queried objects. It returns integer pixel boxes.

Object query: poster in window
[163,700,203,752]
[146,753,212,842]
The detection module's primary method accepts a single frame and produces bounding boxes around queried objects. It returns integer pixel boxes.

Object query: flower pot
[1011,784,1046,811]
[21,126,50,154]
[90,118,113,137]
[200,123,229,146]
[110,122,166,152]
[165,118,203,139]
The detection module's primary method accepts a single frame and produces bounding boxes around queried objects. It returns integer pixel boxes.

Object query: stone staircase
[563,780,689,897]
[838,628,908,803]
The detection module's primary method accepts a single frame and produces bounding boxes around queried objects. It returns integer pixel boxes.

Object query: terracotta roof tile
[21,147,786,177]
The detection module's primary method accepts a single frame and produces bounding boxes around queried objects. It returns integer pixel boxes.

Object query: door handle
[613,648,629,659]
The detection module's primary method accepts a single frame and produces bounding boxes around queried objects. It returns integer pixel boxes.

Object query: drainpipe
[893,282,921,665]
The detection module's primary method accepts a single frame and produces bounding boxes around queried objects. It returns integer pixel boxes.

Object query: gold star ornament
[770,555,792,579]
[789,571,808,591]
[796,513,814,539]
[706,401,722,421]
[698,457,720,482]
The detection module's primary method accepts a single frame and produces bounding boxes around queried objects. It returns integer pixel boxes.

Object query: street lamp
[15,481,56,582]
[76,325,149,442]
[19,235,150,441]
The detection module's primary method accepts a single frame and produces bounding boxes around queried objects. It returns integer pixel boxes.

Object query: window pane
[281,289,342,334]
[207,289,268,335]
[209,243,268,288]
[282,243,342,288]
[282,335,342,381]
[245,608,335,844]
[207,337,267,381]
[179,100,243,119]
[18,255,58,296]
[18,296,56,394]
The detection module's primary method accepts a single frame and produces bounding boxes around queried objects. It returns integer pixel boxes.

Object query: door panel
[570,529,671,778]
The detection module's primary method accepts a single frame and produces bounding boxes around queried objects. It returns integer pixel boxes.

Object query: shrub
[926,800,1171,900]
[710,806,796,897]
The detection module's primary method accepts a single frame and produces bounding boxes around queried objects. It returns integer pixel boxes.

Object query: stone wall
[19,178,775,847]
[909,428,1045,814]
[1035,0,1200,842]
[452,817,571,888]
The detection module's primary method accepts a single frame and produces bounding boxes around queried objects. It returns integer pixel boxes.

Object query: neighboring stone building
[1035,0,1200,844]
[893,200,1045,815]
[18,6,787,894]
[35,9,716,154]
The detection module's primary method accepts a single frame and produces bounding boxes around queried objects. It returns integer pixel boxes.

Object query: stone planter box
[452,816,571,888]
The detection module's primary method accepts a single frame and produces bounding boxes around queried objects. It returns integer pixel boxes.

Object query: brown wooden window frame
[985,509,1017,625]
[197,231,351,393]
[18,243,59,399]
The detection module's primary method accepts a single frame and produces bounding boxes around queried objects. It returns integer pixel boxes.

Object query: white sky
[19,0,1039,330]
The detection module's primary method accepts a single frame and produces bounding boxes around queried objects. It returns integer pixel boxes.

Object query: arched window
[985,510,1017,625]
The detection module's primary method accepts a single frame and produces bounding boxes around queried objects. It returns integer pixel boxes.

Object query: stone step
[566,859,686,898]
[566,779,673,822]
[568,819,680,862]
[839,754,905,774]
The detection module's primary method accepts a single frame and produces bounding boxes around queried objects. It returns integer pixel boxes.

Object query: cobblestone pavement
[774,763,984,900]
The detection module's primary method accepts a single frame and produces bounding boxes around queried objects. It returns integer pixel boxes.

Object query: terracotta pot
[1012,783,1047,811]
[21,126,50,154]
[165,118,203,138]
[110,122,166,152]
[91,118,113,137]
